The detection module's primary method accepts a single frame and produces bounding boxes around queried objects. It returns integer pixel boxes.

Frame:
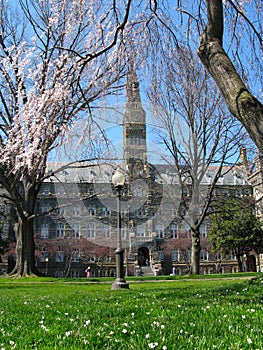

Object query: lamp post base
[112,278,129,290]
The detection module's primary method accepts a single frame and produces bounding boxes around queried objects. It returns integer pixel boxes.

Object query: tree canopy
[208,198,263,271]
[1,0,263,276]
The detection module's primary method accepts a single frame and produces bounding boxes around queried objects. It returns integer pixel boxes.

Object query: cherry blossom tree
[0,0,138,276]
[35,235,114,277]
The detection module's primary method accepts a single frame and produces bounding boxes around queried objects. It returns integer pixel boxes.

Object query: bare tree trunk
[65,256,72,278]
[236,254,243,273]
[9,219,39,277]
[190,231,201,275]
[198,0,263,152]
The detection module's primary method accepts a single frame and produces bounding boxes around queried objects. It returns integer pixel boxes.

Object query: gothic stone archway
[246,255,256,272]
[138,247,149,266]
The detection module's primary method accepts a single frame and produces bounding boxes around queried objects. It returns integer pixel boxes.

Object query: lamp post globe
[111,168,125,189]
[111,169,129,290]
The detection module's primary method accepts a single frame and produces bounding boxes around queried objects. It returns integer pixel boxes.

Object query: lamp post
[111,169,129,290]
[45,257,49,275]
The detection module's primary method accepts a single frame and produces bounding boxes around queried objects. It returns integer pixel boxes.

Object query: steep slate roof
[44,162,251,186]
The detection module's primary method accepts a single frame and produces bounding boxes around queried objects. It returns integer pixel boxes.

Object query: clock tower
[123,66,147,165]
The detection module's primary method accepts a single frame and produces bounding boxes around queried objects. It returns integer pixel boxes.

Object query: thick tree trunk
[9,219,39,277]
[236,254,244,273]
[198,0,263,152]
[190,231,201,274]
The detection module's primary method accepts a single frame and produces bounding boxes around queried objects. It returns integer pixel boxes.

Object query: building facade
[1,69,263,277]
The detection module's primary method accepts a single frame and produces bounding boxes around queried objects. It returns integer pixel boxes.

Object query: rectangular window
[41,223,49,239]
[103,256,112,263]
[171,250,179,262]
[215,252,221,261]
[103,224,110,238]
[121,225,126,239]
[87,207,96,216]
[158,251,164,261]
[72,206,80,216]
[186,250,191,262]
[72,251,80,262]
[182,222,190,233]
[87,256,94,263]
[39,251,49,263]
[200,250,209,260]
[56,223,64,237]
[55,271,64,278]
[43,187,50,195]
[41,205,50,214]
[72,224,80,238]
[200,224,207,238]
[69,270,80,278]
[136,224,145,237]
[57,207,64,215]
[55,251,64,262]
[170,223,178,239]
[87,223,95,238]
[156,224,163,239]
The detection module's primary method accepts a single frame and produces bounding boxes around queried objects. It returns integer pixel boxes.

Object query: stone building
[1,69,263,277]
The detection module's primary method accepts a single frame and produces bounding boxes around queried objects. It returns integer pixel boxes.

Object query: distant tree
[208,198,263,272]
[162,228,192,274]
[36,236,94,277]
[35,236,115,277]
[93,246,115,277]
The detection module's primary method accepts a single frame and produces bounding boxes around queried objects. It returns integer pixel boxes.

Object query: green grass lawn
[0,275,262,349]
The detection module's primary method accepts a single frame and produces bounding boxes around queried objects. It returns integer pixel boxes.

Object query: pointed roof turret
[126,59,141,103]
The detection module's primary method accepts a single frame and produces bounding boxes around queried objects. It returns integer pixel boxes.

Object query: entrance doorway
[246,255,256,272]
[138,247,149,266]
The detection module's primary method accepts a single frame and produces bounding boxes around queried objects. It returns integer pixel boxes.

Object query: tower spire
[126,58,141,103]
[123,62,147,165]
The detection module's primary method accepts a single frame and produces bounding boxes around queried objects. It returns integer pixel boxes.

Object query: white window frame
[158,250,164,261]
[87,223,95,238]
[56,223,64,237]
[156,223,163,239]
[171,250,179,262]
[72,250,80,262]
[200,250,209,261]
[103,224,110,238]
[72,223,80,238]
[72,206,81,216]
[39,251,49,263]
[136,224,145,237]
[185,250,191,262]
[40,223,49,239]
[170,223,178,239]
[200,224,207,238]
[55,250,64,262]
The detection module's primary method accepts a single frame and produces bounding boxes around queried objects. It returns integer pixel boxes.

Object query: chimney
[240,147,250,175]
